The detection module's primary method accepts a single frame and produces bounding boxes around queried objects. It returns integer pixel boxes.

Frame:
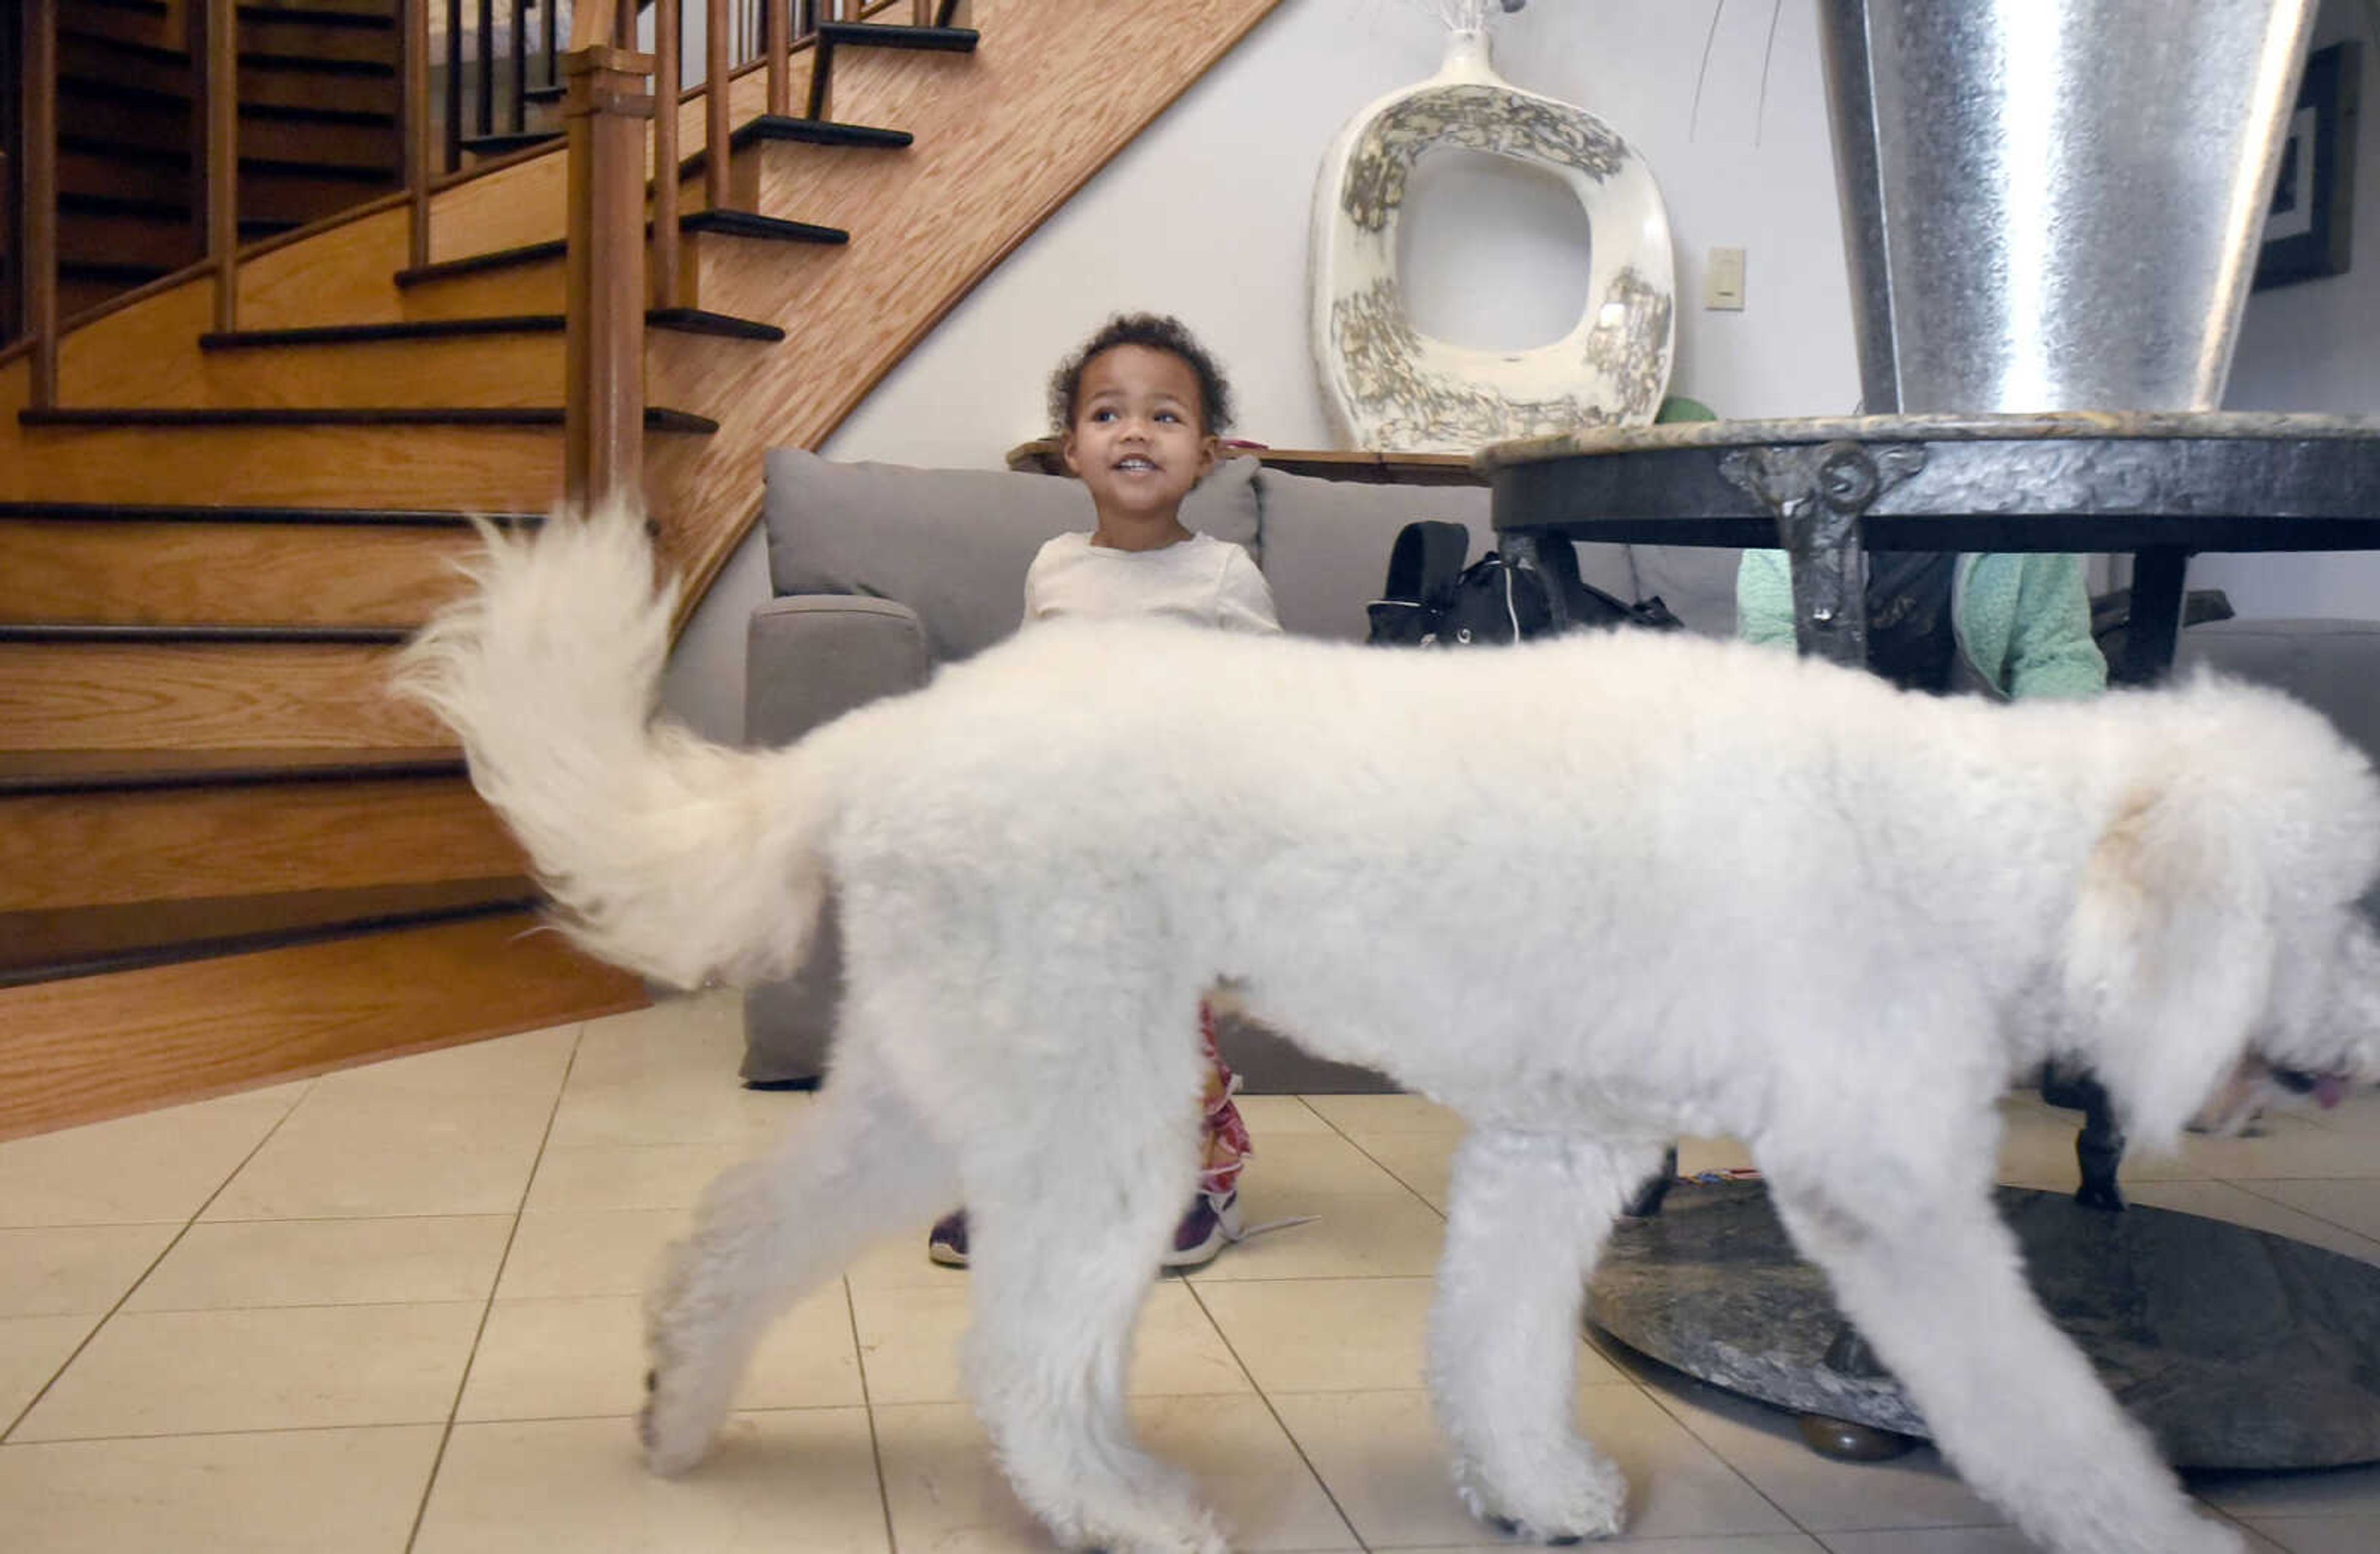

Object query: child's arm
[1020,533,1070,625]
[1217,548,1281,634]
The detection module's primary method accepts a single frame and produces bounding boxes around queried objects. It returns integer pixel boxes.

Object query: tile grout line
[1299,1096,1453,1223]
[1622,1369,1888,1547]
[1228,1094,1447,1549]
[2220,1176,2380,1254]
[843,1274,904,1554]
[1175,1253,1372,1553]
[402,1023,588,1554]
[0,1084,319,1446]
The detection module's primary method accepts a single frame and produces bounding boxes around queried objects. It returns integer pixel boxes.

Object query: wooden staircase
[51,0,403,318]
[0,0,1287,1139]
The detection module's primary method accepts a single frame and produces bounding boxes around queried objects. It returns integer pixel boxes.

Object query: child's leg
[1195,998,1251,1200]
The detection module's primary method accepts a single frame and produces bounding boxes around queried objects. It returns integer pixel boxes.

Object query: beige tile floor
[5,990,2379,1553]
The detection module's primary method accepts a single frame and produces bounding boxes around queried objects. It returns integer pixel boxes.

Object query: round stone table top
[1477,411,2380,472]
[1589,1181,2380,1471]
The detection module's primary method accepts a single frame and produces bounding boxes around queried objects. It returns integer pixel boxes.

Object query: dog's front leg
[1770,1177,2246,1554]
[1428,1126,1660,1543]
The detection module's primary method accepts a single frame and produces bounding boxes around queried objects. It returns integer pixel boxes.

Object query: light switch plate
[1705,246,1747,310]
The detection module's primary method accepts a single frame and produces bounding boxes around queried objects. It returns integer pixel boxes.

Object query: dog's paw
[637,1367,720,1478]
[1060,1508,1228,1554]
[1455,1449,1626,1545]
[1038,1464,1228,1554]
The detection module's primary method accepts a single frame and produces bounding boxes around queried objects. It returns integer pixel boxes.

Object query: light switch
[1705,246,1747,310]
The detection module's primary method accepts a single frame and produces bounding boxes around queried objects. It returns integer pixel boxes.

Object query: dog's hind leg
[1768,1177,2246,1554]
[640,1055,955,1477]
[1427,1127,1661,1543]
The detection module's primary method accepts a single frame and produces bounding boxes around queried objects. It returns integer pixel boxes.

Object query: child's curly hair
[1047,314,1235,437]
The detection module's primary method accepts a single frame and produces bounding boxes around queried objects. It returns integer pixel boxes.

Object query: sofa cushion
[2179,617,2380,760]
[762,448,1263,662]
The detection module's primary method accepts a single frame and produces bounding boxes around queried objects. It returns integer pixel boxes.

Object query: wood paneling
[0,776,524,911]
[0,516,483,625]
[0,912,648,1140]
[0,640,446,750]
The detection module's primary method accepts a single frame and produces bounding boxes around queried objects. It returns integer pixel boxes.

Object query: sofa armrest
[746,594,933,746]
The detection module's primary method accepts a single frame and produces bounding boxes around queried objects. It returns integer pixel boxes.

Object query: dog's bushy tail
[395,502,829,990]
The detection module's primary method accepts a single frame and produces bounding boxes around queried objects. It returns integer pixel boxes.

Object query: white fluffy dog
[400,505,2380,1554]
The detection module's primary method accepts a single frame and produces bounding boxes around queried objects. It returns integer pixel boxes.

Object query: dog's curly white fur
[399,505,2380,1554]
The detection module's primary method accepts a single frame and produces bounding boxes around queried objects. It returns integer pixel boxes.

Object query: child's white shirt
[1023,531,1280,634]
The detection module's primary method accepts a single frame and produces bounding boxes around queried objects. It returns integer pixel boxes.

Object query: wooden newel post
[562,43,657,511]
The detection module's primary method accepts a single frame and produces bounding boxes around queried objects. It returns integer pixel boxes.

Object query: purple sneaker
[932,1194,1243,1272]
[927,1209,969,1268]
[1163,1190,1243,1270]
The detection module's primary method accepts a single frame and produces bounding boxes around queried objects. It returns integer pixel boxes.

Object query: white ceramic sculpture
[1309,4,1677,452]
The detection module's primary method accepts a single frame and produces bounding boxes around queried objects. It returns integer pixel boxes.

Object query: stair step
[461,129,562,158]
[394,211,846,291]
[394,239,565,288]
[1,775,524,925]
[0,909,646,1140]
[200,308,782,348]
[62,100,398,165]
[0,879,536,986]
[809,20,981,116]
[818,21,982,52]
[0,639,443,751]
[60,37,400,115]
[0,747,467,796]
[202,314,568,349]
[6,421,568,509]
[646,307,787,341]
[0,501,538,527]
[729,115,913,152]
[0,623,412,644]
[679,208,850,245]
[20,405,720,432]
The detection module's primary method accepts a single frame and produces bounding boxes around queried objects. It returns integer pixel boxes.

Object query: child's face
[1061,344,1219,527]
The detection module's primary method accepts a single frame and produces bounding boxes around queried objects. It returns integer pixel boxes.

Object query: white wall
[2201,0,2380,616]
[664,0,1860,738]
[664,0,2380,740]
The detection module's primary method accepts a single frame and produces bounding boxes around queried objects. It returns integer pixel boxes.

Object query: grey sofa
[739,447,1740,1090]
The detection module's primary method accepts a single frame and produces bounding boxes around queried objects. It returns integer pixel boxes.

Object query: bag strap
[1378,520,1474,610]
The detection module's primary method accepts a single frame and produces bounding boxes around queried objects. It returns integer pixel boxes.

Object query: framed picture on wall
[2255,40,2360,290]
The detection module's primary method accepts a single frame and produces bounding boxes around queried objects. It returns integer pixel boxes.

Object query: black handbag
[1366,520,1682,648]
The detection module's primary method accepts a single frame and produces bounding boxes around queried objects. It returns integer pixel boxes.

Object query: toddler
[928,313,1272,1271]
